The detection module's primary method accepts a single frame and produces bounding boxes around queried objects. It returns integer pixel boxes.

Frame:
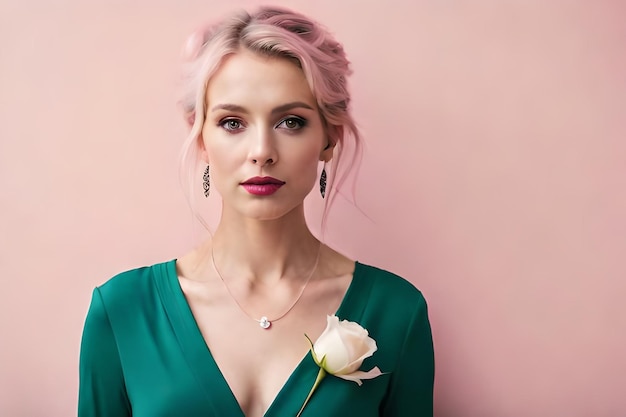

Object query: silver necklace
[210,244,321,330]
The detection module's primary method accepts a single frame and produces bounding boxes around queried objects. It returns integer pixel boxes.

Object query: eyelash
[277,116,307,131]
[217,116,307,133]
[219,119,244,132]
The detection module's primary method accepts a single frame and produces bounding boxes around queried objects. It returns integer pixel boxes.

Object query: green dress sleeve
[381,294,435,417]
[78,288,132,417]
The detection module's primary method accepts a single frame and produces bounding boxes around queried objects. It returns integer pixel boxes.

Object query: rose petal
[337,329,367,359]
[335,367,383,386]
[339,319,370,337]
[333,334,377,375]
[312,315,380,376]
[313,317,350,373]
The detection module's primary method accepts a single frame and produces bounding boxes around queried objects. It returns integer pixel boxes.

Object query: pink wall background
[1,0,625,416]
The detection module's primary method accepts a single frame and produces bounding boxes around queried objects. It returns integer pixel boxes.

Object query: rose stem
[295,368,326,417]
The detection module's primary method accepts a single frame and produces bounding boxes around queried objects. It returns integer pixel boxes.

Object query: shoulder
[94,260,175,315]
[351,262,429,332]
[349,263,433,381]
[98,260,173,291]
[355,262,427,307]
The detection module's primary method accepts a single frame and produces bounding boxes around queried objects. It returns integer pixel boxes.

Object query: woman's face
[201,49,332,221]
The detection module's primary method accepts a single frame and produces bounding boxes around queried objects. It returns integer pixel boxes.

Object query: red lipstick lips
[240,176,285,196]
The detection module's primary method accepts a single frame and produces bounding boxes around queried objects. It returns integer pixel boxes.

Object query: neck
[210,205,320,285]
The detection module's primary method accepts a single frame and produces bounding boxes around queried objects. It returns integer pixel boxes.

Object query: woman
[79,6,434,417]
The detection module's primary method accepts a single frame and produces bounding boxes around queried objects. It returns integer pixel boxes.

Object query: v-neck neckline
[155,260,367,417]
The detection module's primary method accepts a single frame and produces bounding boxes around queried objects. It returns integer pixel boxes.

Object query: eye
[276,116,307,131]
[219,118,245,132]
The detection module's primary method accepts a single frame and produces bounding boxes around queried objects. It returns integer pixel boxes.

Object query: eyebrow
[210,101,315,115]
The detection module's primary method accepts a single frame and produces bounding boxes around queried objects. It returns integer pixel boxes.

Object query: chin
[247,207,299,222]
[233,200,306,222]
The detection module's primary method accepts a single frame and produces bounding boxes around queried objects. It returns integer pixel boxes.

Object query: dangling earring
[320,164,327,198]
[203,165,210,198]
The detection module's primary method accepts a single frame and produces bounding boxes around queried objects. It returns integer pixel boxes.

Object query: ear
[198,132,210,164]
[320,125,341,162]
[320,141,334,162]
[200,149,210,164]
[190,111,210,164]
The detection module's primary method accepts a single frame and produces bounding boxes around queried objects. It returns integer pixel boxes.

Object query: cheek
[285,141,324,171]
[203,129,243,169]
[203,146,243,193]
[290,153,322,190]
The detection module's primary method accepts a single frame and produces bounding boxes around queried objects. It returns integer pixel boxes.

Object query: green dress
[79,260,434,416]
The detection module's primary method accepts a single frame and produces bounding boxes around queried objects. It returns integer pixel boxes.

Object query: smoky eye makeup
[275,115,308,131]
[214,114,309,133]
[218,117,245,132]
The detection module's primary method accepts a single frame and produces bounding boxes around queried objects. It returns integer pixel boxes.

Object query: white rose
[311,315,382,386]
[297,316,384,416]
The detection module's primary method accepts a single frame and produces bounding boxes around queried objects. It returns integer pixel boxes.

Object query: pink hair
[178,6,362,230]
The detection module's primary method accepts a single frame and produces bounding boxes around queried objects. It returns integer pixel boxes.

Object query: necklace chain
[210,244,322,330]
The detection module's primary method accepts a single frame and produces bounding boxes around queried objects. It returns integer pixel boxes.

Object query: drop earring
[203,165,210,197]
[320,164,327,198]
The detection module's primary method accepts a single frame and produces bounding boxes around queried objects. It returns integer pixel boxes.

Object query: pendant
[259,316,271,329]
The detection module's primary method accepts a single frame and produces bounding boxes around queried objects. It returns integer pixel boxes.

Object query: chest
[183,280,348,416]
[110,263,401,416]
[199,300,336,415]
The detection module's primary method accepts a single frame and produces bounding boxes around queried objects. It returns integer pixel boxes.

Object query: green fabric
[79,260,434,416]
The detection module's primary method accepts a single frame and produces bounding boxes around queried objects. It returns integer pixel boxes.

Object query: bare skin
[175,50,355,417]
[176,230,353,416]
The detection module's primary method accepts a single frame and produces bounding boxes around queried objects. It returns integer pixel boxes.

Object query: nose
[248,127,277,166]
